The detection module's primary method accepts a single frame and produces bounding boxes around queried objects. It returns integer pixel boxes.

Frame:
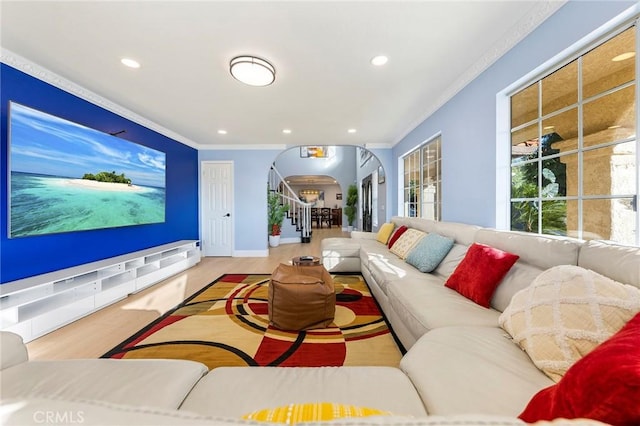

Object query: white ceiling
[1,1,565,150]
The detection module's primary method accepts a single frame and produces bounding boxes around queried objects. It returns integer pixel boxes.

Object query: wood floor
[25,227,350,360]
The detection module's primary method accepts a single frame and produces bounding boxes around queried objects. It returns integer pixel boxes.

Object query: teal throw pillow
[405,233,455,273]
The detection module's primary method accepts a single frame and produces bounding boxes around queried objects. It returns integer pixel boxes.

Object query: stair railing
[269,165,313,242]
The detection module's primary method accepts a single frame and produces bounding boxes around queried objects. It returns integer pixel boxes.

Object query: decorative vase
[269,235,281,247]
[347,226,353,232]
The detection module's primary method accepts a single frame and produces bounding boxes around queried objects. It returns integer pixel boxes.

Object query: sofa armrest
[350,231,378,241]
[1,331,29,370]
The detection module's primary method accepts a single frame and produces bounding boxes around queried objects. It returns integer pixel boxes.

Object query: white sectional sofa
[320,216,639,418]
[1,216,638,425]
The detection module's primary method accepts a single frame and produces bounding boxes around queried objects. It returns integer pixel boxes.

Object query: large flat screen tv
[8,102,166,238]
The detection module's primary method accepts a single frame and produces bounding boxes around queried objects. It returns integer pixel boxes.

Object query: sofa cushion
[405,233,454,273]
[387,226,408,248]
[490,262,544,313]
[322,238,361,258]
[519,312,640,425]
[0,397,260,426]
[385,279,500,340]
[0,332,28,370]
[359,239,394,272]
[180,366,428,418]
[577,239,640,289]
[400,327,553,417]
[445,243,519,308]
[376,223,395,244]
[389,229,425,259]
[0,359,207,410]
[367,254,432,298]
[474,229,582,270]
[499,265,640,382]
[474,229,583,311]
[431,243,469,280]
[321,238,362,272]
[429,221,480,246]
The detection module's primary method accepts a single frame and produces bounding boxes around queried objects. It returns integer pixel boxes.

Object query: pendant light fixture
[229,56,276,87]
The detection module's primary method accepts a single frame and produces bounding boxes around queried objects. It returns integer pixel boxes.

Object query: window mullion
[537,80,543,235]
[577,55,584,241]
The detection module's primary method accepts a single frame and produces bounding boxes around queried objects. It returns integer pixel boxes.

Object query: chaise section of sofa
[179,366,428,418]
[400,326,554,416]
[0,332,208,410]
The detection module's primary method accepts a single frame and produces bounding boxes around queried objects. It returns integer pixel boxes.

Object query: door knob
[223,213,231,217]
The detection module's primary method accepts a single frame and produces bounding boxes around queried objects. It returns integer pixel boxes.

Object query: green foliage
[511,164,567,234]
[344,184,358,226]
[268,190,289,235]
[82,170,131,185]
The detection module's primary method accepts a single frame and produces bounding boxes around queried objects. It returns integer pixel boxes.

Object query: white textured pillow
[389,229,426,259]
[499,264,640,382]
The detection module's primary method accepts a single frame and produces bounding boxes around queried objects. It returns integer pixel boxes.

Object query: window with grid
[402,135,441,220]
[510,26,638,245]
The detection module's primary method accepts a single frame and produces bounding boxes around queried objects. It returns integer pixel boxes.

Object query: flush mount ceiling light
[230,56,275,86]
[121,58,140,69]
[371,55,388,66]
[612,52,635,62]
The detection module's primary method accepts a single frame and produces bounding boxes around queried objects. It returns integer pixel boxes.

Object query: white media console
[0,240,201,343]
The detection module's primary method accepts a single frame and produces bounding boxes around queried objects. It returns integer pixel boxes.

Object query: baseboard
[280,237,301,244]
[232,249,269,257]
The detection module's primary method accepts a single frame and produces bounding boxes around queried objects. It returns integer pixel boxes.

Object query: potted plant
[268,191,289,247]
[344,184,358,232]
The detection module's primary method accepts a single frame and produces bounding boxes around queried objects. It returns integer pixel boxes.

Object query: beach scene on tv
[9,102,166,238]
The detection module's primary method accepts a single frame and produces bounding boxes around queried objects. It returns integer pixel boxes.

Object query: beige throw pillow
[389,229,426,259]
[499,264,640,382]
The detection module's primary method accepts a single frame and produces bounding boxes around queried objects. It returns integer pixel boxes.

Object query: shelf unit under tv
[0,240,201,343]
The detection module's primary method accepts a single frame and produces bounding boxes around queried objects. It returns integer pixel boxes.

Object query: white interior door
[201,161,233,256]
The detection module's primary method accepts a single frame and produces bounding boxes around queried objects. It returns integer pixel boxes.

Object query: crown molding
[1,48,202,150]
[198,143,288,151]
[392,0,567,147]
[361,143,394,150]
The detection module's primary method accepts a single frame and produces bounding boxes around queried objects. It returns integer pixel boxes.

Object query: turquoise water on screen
[10,172,165,237]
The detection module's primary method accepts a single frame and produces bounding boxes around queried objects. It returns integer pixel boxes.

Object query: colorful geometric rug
[102,273,403,369]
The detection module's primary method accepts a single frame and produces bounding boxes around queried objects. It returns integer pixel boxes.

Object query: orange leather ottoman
[268,263,335,331]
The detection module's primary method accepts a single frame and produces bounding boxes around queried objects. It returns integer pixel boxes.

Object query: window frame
[497,11,640,246]
[399,133,442,221]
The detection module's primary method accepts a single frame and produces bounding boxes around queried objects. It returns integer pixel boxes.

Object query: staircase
[269,165,313,243]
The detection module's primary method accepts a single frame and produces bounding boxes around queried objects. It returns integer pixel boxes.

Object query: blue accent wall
[391,0,635,227]
[1,64,199,283]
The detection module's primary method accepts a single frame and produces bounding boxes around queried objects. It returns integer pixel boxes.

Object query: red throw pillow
[519,312,640,425]
[444,243,519,308]
[387,225,408,249]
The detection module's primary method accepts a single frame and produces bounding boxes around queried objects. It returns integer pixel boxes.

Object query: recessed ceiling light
[282,129,292,134]
[348,128,357,134]
[612,52,635,62]
[230,56,275,86]
[121,58,140,69]
[217,130,227,135]
[371,55,388,66]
